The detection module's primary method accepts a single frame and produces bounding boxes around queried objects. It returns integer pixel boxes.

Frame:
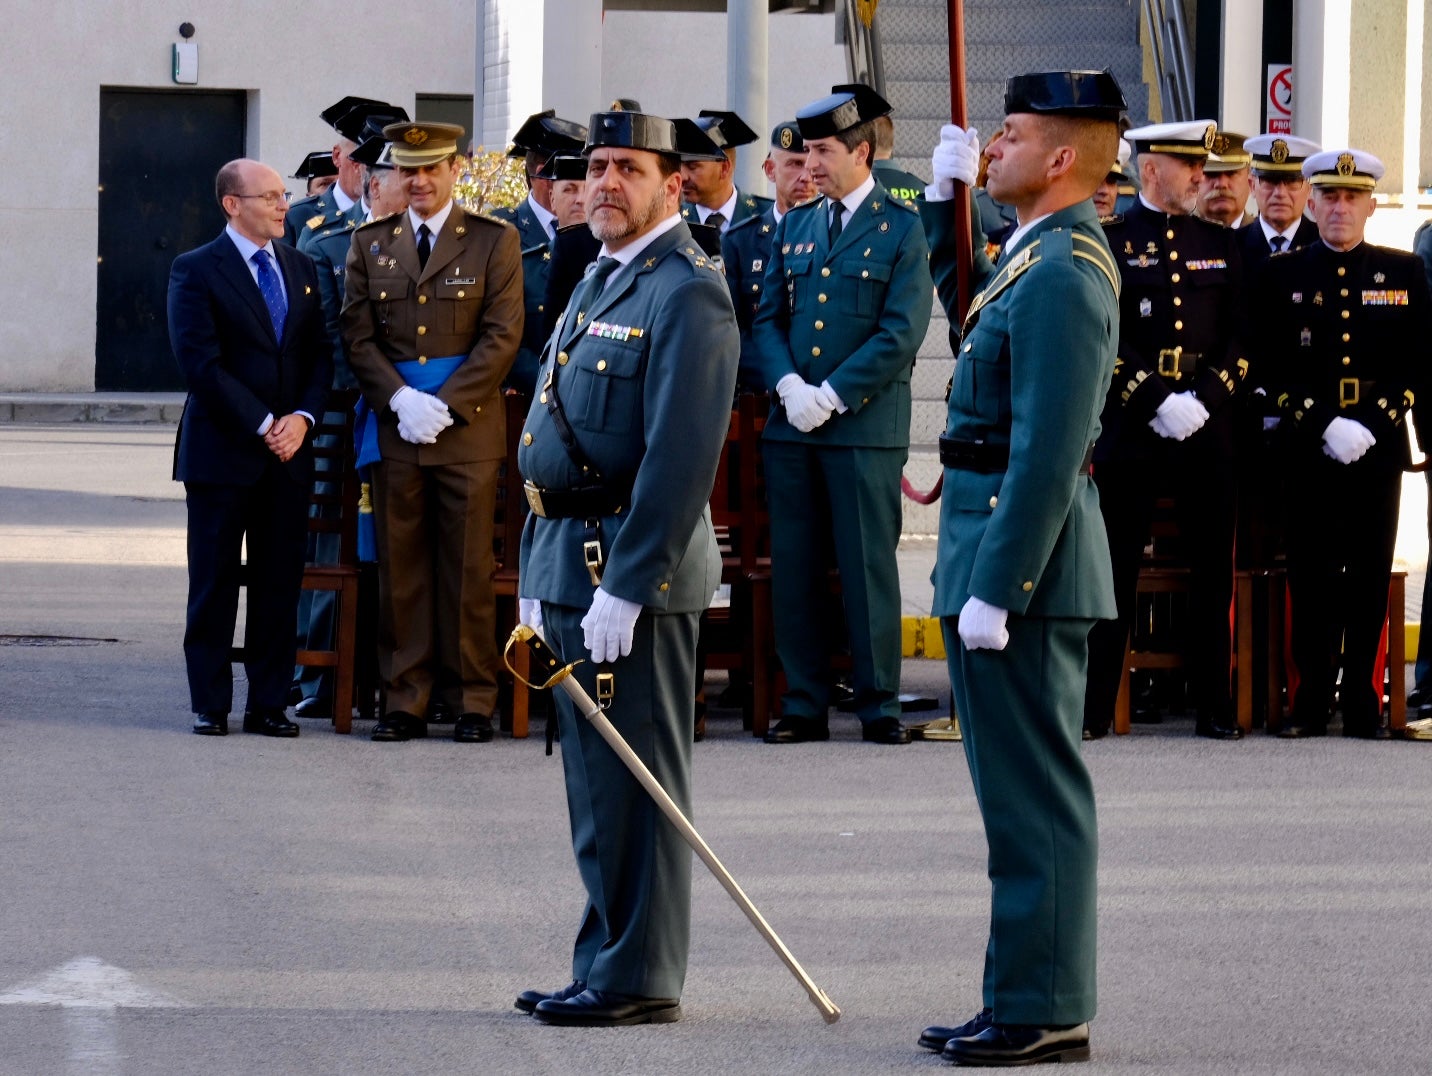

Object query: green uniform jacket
[518,222,740,612]
[720,206,779,390]
[489,198,553,394]
[681,187,772,231]
[302,212,365,388]
[927,198,1118,619]
[752,182,932,448]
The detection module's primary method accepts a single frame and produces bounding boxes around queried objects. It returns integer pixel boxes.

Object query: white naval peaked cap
[1245,133,1321,174]
[1125,119,1217,159]
[1303,148,1385,190]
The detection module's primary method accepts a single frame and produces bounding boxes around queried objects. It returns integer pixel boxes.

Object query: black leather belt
[523,480,631,519]
[1156,347,1203,379]
[940,438,1094,475]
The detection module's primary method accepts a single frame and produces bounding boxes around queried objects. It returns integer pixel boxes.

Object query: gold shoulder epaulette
[306,214,325,231]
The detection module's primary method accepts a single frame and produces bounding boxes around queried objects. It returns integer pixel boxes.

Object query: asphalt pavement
[2,423,1431,1075]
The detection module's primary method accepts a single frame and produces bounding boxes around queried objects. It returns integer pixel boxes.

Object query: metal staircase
[853,0,1152,534]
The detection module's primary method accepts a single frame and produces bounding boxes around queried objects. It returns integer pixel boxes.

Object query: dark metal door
[96,89,245,390]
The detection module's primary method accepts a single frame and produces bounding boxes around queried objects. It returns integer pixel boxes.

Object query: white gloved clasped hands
[1322,416,1376,464]
[390,385,454,444]
[776,373,835,433]
[1149,391,1209,441]
[518,597,543,635]
[958,595,1009,651]
[581,587,642,664]
[928,125,980,201]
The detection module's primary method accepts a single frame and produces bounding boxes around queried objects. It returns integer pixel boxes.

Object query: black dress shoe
[1277,721,1327,739]
[918,1007,992,1052]
[453,713,495,743]
[1342,722,1393,740]
[293,695,331,719]
[694,699,707,743]
[533,988,681,1026]
[372,711,424,742]
[242,709,299,737]
[763,715,829,744]
[1194,718,1242,740]
[1082,724,1108,741]
[192,713,228,736]
[861,716,911,744]
[427,698,454,723]
[515,979,586,1015]
[942,1022,1090,1066]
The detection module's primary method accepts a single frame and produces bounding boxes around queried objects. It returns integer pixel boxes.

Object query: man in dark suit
[169,158,332,737]
[343,121,524,744]
[1240,134,1322,271]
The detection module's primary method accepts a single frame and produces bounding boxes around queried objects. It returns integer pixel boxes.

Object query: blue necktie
[252,249,287,340]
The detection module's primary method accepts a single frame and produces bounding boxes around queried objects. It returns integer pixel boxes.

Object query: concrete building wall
[0,1,475,392]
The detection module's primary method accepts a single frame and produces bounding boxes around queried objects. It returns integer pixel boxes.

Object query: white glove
[1262,416,1281,432]
[928,125,980,201]
[815,379,846,414]
[1322,416,1376,464]
[958,595,1009,651]
[518,597,543,635]
[581,587,642,664]
[390,385,454,444]
[1149,391,1209,440]
[776,373,835,434]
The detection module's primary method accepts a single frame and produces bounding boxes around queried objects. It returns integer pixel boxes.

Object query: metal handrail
[841,0,885,92]
[1142,0,1195,120]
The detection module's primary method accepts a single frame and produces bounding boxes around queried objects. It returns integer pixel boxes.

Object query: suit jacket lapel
[273,244,307,348]
[214,233,278,346]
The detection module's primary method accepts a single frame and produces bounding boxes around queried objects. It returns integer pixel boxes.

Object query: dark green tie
[828,200,844,245]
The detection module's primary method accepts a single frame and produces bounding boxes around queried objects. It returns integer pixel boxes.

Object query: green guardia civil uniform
[303,211,367,388]
[288,189,356,253]
[752,179,933,723]
[720,206,779,391]
[927,193,1118,1024]
[489,197,554,394]
[681,187,772,232]
[518,219,739,999]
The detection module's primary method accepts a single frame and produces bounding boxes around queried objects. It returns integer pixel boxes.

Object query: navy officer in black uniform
[1084,120,1249,740]
[1261,148,1430,738]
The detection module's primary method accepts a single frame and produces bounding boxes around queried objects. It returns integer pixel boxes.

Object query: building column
[728,0,769,196]
[1219,0,1264,134]
[477,0,604,152]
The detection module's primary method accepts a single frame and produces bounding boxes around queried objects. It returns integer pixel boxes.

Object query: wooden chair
[231,390,364,733]
[492,391,532,738]
[705,393,779,736]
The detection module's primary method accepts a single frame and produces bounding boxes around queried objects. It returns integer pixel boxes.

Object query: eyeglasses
[234,191,292,206]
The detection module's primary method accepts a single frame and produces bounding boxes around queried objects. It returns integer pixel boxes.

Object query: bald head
[216,158,289,244]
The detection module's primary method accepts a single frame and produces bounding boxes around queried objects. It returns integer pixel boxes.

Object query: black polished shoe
[1342,722,1394,741]
[453,713,495,743]
[533,988,681,1026]
[919,1007,992,1052]
[1277,721,1327,739]
[372,711,423,742]
[241,708,299,738]
[192,712,228,736]
[1082,723,1109,741]
[861,716,911,744]
[515,979,586,1015]
[427,697,454,724]
[293,695,331,720]
[694,699,707,743]
[1194,718,1242,740]
[942,1022,1090,1066]
[763,715,830,744]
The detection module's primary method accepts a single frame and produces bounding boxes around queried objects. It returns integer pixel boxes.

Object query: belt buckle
[523,481,547,518]
[1339,378,1360,407]
[583,539,604,586]
[1157,347,1183,379]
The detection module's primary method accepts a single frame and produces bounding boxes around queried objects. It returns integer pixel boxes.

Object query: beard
[1151,169,1199,215]
[589,184,667,245]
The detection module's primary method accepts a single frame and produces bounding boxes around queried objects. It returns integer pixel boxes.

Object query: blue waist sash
[354,354,465,468]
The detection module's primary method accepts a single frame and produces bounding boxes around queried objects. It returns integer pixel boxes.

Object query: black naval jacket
[1098,200,1249,458]
[1240,215,1320,276]
[1260,239,1431,471]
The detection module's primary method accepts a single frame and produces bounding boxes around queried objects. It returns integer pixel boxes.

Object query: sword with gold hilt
[504,624,842,1024]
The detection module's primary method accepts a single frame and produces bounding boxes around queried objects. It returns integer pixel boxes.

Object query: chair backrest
[707,392,773,572]
[307,388,361,567]
[494,391,532,571]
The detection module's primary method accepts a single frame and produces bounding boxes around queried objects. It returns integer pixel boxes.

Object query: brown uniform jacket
[343,206,524,464]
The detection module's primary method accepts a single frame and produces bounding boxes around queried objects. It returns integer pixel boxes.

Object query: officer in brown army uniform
[1261,149,1431,739]
[343,121,525,743]
[1084,120,1249,741]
